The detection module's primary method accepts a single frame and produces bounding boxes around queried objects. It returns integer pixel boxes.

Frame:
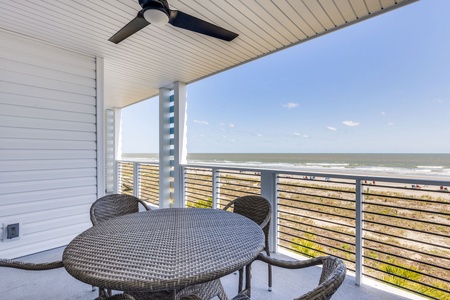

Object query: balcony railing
[116,160,450,299]
[117,161,160,206]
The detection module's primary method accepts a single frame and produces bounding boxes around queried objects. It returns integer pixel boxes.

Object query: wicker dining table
[63,208,265,293]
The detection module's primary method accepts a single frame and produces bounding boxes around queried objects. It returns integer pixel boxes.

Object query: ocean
[121,153,450,179]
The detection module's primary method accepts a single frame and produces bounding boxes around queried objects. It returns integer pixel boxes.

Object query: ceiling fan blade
[109,11,150,44]
[168,10,238,42]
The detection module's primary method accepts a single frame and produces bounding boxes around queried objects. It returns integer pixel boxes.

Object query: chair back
[90,194,150,225]
[223,195,271,236]
[256,254,346,300]
[310,256,346,300]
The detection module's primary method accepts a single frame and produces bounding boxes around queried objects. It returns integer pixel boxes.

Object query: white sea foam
[416,166,444,169]
[305,163,350,167]
[137,153,450,179]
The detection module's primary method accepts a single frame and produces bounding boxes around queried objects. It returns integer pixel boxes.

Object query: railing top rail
[180,163,450,186]
[117,159,159,166]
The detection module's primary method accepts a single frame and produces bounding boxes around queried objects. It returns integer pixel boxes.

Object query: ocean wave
[416,166,444,169]
[186,158,450,178]
[305,163,350,167]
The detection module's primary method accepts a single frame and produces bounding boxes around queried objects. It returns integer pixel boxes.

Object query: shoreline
[119,157,450,182]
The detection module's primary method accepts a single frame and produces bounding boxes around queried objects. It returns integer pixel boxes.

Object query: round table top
[63,208,264,292]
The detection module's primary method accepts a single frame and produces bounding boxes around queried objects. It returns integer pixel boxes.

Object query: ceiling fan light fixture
[143,9,169,25]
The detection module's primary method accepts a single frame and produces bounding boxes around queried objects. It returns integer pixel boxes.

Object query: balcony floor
[1,247,423,300]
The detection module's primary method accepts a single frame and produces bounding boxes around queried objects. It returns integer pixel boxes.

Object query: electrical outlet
[2,221,21,242]
[7,223,19,239]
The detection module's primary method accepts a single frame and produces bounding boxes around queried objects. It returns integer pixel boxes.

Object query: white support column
[114,108,123,161]
[95,56,105,198]
[261,170,277,253]
[173,82,187,208]
[105,109,115,194]
[159,88,172,208]
[113,108,122,194]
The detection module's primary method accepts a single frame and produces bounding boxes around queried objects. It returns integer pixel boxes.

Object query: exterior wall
[0,31,98,258]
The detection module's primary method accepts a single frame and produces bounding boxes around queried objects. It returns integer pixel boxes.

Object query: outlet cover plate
[2,221,22,242]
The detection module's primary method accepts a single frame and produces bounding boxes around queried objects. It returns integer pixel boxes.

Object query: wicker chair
[90,194,151,225]
[223,195,272,291]
[90,194,151,296]
[97,280,228,300]
[0,258,64,296]
[180,254,347,300]
[125,279,228,300]
[96,293,136,300]
[0,259,63,270]
[91,194,227,300]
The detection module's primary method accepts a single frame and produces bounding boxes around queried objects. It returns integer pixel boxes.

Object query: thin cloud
[381,112,386,116]
[327,126,337,131]
[342,121,360,127]
[228,123,235,128]
[256,133,263,137]
[387,122,394,126]
[282,102,299,109]
[193,120,208,125]
[293,132,308,138]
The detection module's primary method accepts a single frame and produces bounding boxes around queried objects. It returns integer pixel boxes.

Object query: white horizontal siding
[0,31,98,258]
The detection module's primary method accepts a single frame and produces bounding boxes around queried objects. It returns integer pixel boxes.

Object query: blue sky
[122,0,450,154]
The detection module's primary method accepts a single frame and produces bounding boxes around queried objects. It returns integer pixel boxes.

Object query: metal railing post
[133,162,139,198]
[355,179,364,286]
[212,168,220,209]
[260,170,277,253]
[180,165,186,207]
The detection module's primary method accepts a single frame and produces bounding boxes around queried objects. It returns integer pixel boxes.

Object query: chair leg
[238,267,244,293]
[245,263,252,298]
[265,242,272,291]
[98,287,113,298]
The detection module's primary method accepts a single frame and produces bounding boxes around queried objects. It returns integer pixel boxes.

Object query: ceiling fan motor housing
[139,0,170,16]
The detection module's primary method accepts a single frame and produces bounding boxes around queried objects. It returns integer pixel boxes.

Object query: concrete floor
[0,247,424,300]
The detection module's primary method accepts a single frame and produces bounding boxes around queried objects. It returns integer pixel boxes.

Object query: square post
[159,88,172,208]
[260,170,277,253]
[173,82,187,208]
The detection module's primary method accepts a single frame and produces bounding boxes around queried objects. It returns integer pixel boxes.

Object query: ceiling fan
[109,0,239,44]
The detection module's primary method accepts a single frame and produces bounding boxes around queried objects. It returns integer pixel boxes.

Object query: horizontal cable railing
[277,174,357,272]
[139,163,160,206]
[117,160,450,299]
[360,180,450,299]
[184,167,214,208]
[117,161,134,196]
[216,169,261,209]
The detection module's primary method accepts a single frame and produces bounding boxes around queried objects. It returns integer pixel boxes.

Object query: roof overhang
[0,0,418,108]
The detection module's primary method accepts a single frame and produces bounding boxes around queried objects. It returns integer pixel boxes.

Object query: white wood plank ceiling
[0,0,417,108]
